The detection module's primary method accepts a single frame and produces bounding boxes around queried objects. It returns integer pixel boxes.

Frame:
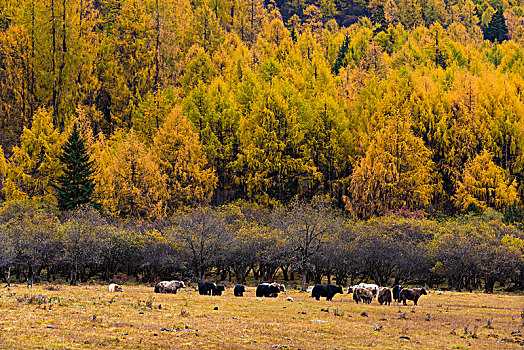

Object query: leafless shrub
[146,297,153,309]
[472,326,478,338]
[17,294,48,305]
[333,308,344,317]
[43,285,60,291]
[180,309,190,317]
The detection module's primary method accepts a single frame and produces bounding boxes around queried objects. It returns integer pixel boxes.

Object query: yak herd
[348,283,428,306]
[109,280,427,306]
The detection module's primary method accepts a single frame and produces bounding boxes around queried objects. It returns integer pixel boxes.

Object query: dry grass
[0,284,522,349]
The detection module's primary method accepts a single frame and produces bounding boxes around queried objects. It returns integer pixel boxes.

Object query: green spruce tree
[54,123,95,211]
[503,201,524,227]
[484,8,508,43]
[372,4,388,34]
[332,34,350,75]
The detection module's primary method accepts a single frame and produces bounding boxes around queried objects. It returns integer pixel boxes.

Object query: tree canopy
[0,0,523,219]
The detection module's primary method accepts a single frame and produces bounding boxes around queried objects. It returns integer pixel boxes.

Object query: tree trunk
[5,266,11,287]
[314,270,322,284]
[484,276,495,293]
[281,265,289,281]
[51,0,57,126]
[302,271,307,292]
[55,0,67,130]
[70,264,77,286]
[28,265,34,289]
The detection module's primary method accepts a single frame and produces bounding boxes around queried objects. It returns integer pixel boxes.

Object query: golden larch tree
[455,149,518,210]
[103,130,167,218]
[346,109,436,218]
[152,107,217,210]
[3,108,62,204]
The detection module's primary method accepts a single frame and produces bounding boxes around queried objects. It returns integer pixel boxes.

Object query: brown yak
[377,287,392,305]
[353,287,373,304]
[399,287,427,306]
[361,288,373,304]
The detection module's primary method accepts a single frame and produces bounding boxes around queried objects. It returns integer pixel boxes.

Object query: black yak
[311,284,343,301]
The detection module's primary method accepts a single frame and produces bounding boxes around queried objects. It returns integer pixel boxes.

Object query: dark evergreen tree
[465,202,482,215]
[484,9,508,43]
[434,28,447,69]
[371,4,388,34]
[54,123,95,211]
[503,201,524,227]
[332,35,350,75]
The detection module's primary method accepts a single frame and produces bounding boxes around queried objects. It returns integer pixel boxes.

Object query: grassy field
[0,284,522,349]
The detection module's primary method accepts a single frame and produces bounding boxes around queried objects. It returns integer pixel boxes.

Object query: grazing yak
[256,282,282,298]
[165,280,185,293]
[198,282,225,296]
[234,285,246,297]
[358,283,379,298]
[213,285,225,296]
[347,283,378,298]
[377,287,392,305]
[108,283,123,292]
[154,281,168,293]
[392,285,403,302]
[361,288,373,304]
[154,280,185,294]
[399,287,427,306]
[198,282,216,295]
[260,281,286,293]
[352,286,373,304]
[311,284,343,301]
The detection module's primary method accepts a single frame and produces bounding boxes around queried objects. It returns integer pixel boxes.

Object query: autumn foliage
[1,0,524,217]
[0,0,524,289]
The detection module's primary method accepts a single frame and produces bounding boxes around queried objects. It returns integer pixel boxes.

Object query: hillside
[0,0,523,217]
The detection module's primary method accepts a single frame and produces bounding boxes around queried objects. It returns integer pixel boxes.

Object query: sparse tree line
[0,199,522,293]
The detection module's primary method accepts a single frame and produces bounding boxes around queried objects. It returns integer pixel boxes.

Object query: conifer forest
[0,0,523,292]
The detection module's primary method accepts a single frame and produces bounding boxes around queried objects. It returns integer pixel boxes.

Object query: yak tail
[154,282,160,293]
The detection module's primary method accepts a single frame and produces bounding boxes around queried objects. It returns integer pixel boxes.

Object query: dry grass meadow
[0,284,522,349]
